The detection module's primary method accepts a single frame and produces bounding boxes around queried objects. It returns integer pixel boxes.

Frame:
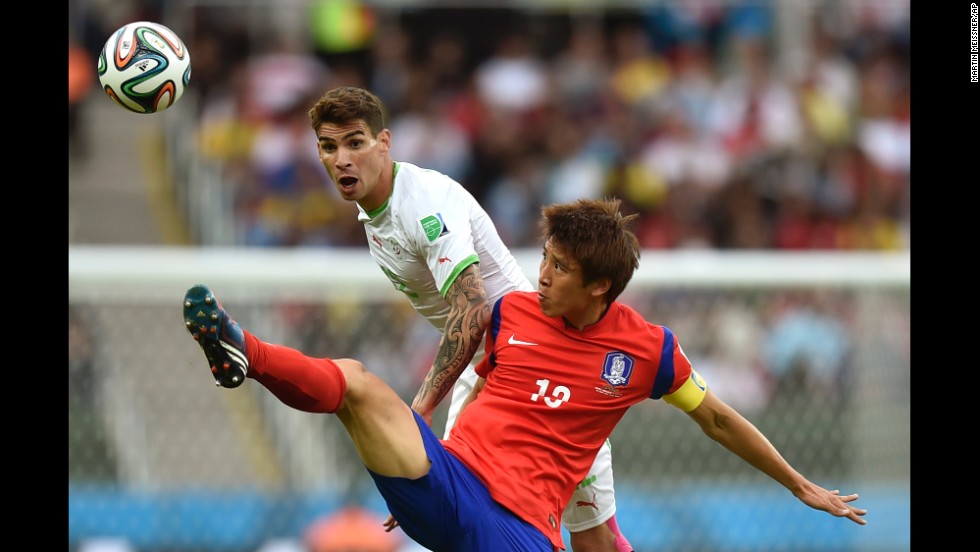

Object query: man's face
[537,239,600,326]
[315,120,391,210]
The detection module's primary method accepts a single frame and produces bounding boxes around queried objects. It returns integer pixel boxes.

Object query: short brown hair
[539,198,640,303]
[308,86,386,135]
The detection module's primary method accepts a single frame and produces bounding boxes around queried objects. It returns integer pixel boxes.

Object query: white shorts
[561,440,616,532]
[445,366,618,533]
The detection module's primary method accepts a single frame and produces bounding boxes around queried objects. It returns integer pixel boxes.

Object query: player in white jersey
[354,159,528,429]
[303,86,633,551]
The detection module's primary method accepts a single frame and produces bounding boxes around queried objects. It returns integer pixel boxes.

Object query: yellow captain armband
[662,369,708,412]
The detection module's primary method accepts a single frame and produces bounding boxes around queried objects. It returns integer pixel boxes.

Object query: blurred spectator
[550,20,609,117]
[197,61,257,165]
[708,174,771,248]
[388,78,473,181]
[68,37,94,161]
[763,293,851,398]
[483,153,544,246]
[696,300,772,415]
[192,19,252,118]
[303,506,403,552]
[794,21,859,150]
[474,30,549,114]
[240,99,342,247]
[368,21,412,114]
[244,35,331,122]
[608,21,672,114]
[424,31,469,94]
[540,110,609,205]
[710,33,804,164]
[643,1,728,55]
[662,38,719,139]
[636,103,731,236]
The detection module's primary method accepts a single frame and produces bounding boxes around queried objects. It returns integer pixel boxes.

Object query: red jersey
[442,291,703,549]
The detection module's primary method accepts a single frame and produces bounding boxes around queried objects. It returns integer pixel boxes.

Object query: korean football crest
[601,351,634,387]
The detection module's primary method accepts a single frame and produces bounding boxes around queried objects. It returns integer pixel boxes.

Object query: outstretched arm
[410,264,491,426]
[686,390,868,525]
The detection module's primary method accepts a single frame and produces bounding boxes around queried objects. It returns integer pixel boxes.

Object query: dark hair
[308,87,386,136]
[539,198,640,303]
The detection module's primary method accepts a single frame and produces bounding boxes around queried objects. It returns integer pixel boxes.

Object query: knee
[336,358,381,402]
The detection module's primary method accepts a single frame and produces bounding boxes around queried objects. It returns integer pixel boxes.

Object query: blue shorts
[368,411,553,552]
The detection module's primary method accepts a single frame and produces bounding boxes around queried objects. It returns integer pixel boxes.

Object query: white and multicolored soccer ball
[97,21,191,114]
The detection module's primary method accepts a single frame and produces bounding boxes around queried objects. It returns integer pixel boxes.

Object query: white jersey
[357,162,534,430]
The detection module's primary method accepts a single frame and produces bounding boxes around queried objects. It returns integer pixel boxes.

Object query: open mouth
[338,176,358,188]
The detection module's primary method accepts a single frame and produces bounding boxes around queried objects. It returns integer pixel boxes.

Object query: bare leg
[245,341,431,479]
[184,284,429,481]
[331,358,430,479]
[569,523,619,552]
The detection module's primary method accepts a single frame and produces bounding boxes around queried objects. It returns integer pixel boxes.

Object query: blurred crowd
[188,2,909,250]
[71,1,909,251]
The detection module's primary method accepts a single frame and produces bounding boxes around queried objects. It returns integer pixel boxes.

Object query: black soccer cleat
[183,284,249,388]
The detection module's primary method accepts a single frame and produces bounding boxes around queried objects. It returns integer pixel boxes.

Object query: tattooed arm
[410,263,492,426]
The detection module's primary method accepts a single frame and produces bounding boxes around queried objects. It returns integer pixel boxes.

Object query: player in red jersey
[184,197,866,552]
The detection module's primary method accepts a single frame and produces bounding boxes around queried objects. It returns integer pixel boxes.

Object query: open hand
[799,486,868,525]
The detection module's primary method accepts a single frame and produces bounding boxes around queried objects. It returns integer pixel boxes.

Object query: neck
[563,301,610,331]
[359,160,395,212]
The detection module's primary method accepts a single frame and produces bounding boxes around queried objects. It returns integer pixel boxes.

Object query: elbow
[477,300,491,330]
[712,410,732,430]
[700,410,733,441]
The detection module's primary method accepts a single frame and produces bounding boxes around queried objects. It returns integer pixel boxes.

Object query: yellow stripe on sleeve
[662,369,708,412]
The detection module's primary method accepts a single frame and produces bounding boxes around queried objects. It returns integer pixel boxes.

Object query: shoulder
[609,302,672,339]
[396,161,459,189]
[609,301,650,325]
[502,289,537,302]
[498,290,539,313]
[396,163,472,211]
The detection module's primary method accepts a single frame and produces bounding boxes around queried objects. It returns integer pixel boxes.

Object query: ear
[589,278,611,298]
[377,128,392,152]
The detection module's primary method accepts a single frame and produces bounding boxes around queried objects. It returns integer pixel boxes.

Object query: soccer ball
[97,21,191,114]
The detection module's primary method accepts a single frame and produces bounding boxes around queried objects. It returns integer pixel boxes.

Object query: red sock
[605,515,633,552]
[243,331,346,413]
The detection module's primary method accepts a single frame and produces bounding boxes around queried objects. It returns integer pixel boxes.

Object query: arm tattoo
[411,264,491,418]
